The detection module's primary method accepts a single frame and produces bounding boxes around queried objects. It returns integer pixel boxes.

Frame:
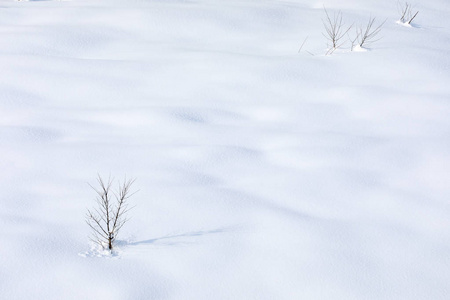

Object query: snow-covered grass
[1,0,450,299]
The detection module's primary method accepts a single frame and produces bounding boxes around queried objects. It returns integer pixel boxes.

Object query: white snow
[352,44,368,52]
[1,0,450,299]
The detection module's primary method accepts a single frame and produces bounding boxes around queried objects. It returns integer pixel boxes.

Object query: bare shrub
[398,2,419,24]
[355,17,386,49]
[86,175,136,251]
[322,7,352,55]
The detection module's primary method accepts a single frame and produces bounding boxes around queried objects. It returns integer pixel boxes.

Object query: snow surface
[1,0,450,299]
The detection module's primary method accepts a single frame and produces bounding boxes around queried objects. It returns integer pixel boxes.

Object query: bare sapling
[355,17,386,49]
[398,2,419,24]
[86,175,136,251]
[322,7,352,55]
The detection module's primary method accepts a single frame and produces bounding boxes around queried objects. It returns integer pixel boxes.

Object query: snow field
[1,0,450,299]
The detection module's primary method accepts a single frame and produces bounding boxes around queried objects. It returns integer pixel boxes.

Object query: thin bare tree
[322,6,352,55]
[398,2,419,24]
[356,17,386,49]
[86,175,136,250]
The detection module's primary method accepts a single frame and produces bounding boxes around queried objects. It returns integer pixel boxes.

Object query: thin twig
[298,36,309,53]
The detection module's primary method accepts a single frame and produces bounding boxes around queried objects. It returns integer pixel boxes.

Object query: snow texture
[1,0,450,299]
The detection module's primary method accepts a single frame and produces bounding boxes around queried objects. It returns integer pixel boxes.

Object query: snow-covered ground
[1,0,450,299]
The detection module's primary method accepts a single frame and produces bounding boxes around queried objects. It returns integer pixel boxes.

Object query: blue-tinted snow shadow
[125,227,235,247]
[409,23,422,29]
[80,228,235,258]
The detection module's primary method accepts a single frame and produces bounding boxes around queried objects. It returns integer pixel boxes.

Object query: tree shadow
[126,227,235,247]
